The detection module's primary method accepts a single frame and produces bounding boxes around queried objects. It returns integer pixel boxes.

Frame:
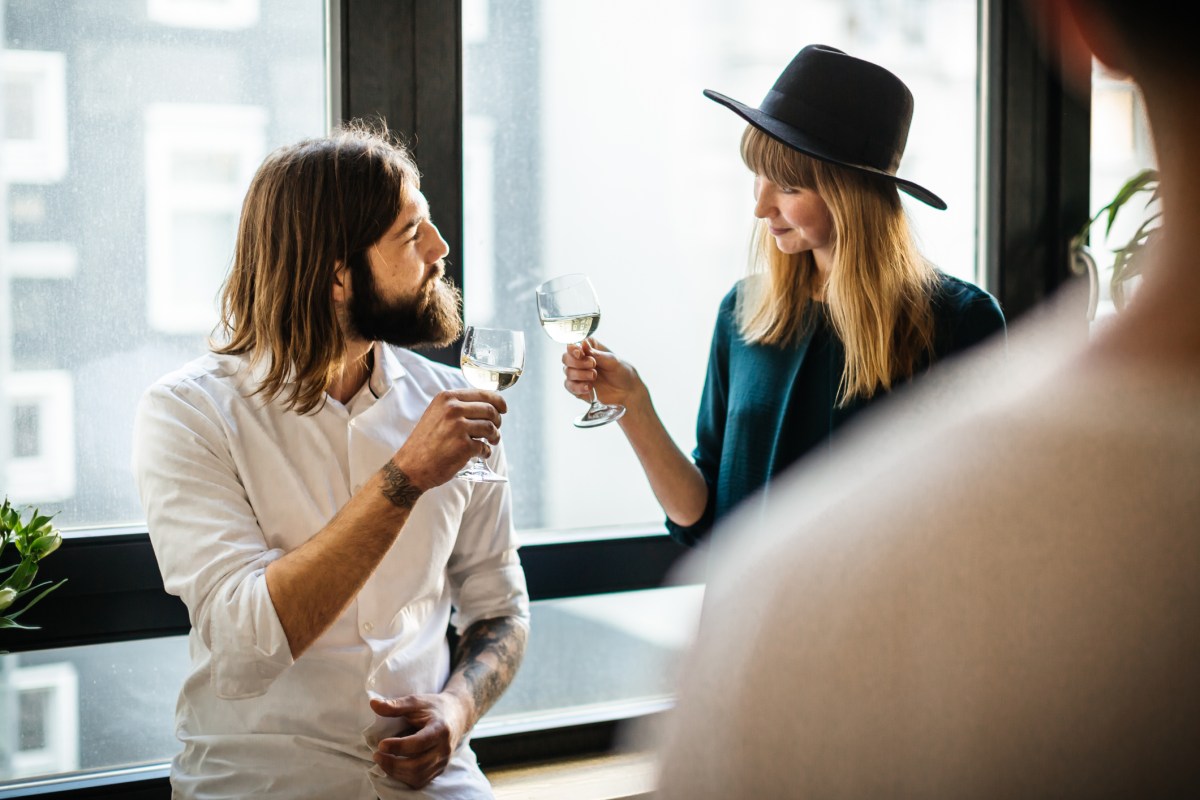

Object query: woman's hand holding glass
[561,338,645,416]
[535,273,626,427]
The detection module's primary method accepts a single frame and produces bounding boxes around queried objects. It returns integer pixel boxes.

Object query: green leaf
[1,507,19,533]
[0,617,40,630]
[3,579,67,621]
[1102,171,1158,237]
[27,513,53,533]
[13,578,53,597]
[6,557,38,592]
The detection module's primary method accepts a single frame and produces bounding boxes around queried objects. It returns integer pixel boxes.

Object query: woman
[563,44,1005,546]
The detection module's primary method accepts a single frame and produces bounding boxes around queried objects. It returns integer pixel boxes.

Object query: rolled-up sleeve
[445,445,530,634]
[132,381,293,699]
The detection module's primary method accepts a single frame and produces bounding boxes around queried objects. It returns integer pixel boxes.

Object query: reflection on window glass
[1,660,80,780]
[2,77,33,138]
[3,369,74,502]
[1,642,173,783]
[18,689,50,750]
[148,0,261,31]
[482,585,703,730]
[12,403,37,457]
[0,48,67,181]
[0,0,325,527]
[462,0,980,534]
[0,586,702,785]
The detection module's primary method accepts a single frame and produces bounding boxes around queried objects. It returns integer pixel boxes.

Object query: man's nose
[427,224,450,262]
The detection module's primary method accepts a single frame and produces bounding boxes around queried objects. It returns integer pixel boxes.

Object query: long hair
[213,120,419,414]
[737,126,938,404]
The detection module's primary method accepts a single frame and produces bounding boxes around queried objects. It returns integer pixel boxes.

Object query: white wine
[539,312,600,344]
[461,358,523,391]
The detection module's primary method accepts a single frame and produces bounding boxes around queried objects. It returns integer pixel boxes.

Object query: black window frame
[0,0,1092,796]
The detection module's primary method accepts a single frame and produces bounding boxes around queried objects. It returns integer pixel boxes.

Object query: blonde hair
[213,120,419,414]
[737,126,937,403]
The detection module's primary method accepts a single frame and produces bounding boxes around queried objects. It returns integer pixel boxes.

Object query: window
[462,0,982,532]
[1087,61,1155,322]
[0,0,326,528]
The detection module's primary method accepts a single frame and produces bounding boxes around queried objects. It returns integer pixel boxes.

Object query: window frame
[0,0,1093,796]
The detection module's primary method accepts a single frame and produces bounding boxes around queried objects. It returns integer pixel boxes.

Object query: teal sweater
[666,273,1006,547]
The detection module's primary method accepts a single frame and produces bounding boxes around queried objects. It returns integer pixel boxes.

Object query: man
[652,1,1199,796]
[132,122,529,799]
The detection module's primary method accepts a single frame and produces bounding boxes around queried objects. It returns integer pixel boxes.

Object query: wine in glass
[535,273,626,428]
[457,326,524,483]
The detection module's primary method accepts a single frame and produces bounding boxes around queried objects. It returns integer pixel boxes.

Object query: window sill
[488,750,657,800]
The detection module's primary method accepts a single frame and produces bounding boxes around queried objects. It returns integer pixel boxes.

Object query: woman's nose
[753,190,774,220]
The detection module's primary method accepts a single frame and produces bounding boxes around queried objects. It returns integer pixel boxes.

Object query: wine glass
[535,273,626,428]
[457,326,525,483]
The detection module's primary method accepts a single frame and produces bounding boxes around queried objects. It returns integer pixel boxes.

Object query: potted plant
[1,497,67,633]
[1070,167,1161,322]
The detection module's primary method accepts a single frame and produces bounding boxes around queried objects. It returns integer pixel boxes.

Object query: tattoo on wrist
[380,462,423,509]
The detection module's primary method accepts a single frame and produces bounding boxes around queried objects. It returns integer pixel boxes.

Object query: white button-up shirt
[132,342,530,799]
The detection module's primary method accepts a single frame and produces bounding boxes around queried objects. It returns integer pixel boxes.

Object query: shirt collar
[369,341,408,397]
[238,341,408,401]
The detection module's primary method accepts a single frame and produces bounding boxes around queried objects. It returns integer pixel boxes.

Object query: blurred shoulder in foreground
[649,1,1200,794]
[652,283,1200,796]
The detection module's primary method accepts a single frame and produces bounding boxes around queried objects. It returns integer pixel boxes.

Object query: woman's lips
[769,227,790,236]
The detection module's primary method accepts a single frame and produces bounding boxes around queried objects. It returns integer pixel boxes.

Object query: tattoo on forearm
[380,462,423,509]
[452,617,528,719]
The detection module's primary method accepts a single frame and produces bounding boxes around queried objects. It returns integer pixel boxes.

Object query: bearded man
[132,121,529,799]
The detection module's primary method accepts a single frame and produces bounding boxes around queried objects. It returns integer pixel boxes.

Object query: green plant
[1071,167,1161,314]
[1,496,67,631]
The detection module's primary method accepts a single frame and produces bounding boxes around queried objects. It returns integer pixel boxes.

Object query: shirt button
[352,484,362,494]
[362,622,373,632]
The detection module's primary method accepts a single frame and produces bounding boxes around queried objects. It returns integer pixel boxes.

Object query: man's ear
[332,261,349,304]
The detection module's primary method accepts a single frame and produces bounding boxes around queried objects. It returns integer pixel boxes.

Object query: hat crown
[760,45,913,175]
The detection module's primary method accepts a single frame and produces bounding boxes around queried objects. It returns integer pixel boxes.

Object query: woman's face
[753,175,835,262]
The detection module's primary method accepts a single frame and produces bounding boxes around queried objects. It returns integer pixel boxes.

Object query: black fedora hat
[704,44,946,210]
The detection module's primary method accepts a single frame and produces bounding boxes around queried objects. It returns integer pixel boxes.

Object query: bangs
[739,126,818,188]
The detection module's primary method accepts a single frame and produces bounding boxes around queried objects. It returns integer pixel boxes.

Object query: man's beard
[345,251,463,348]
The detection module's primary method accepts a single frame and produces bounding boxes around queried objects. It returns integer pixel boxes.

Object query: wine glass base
[574,403,626,428]
[457,464,508,483]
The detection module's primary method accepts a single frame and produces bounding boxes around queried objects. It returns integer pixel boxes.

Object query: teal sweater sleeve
[664,287,738,547]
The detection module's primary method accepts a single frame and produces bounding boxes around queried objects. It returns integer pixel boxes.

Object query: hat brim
[703,89,947,211]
